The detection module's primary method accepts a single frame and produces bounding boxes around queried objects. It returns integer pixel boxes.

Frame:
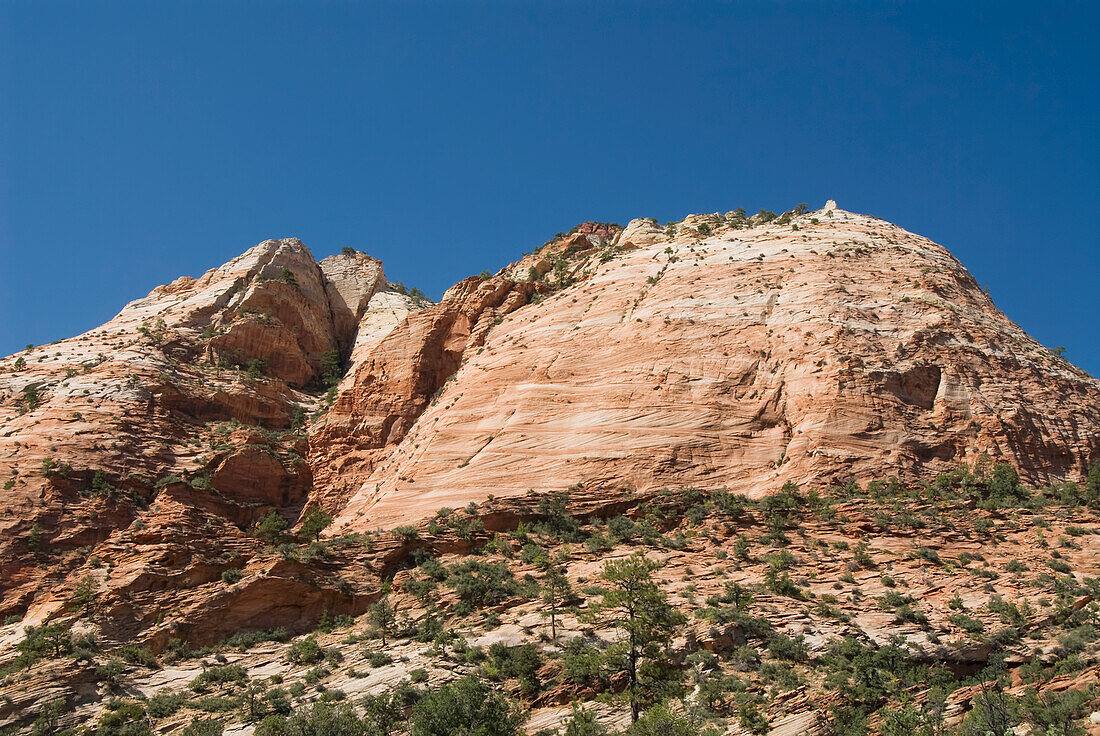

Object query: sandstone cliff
[2,205,1100,734]
[0,203,1097,651]
[323,204,1100,531]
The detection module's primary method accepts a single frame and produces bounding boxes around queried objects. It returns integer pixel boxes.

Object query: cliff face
[325,204,1100,530]
[0,205,1097,649]
[307,275,538,511]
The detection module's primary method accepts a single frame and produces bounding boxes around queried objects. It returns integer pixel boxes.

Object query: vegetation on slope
[3,461,1099,735]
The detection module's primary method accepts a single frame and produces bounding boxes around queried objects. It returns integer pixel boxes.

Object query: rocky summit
[1,204,1098,735]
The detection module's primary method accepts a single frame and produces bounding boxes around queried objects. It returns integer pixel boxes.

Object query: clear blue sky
[2,1,1097,375]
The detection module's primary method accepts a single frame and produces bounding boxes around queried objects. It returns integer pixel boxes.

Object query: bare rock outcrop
[0,238,417,631]
[329,205,1100,530]
[308,275,536,511]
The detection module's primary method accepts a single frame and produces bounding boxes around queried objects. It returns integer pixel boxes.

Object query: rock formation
[0,205,1099,734]
[0,239,418,635]
[322,204,1100,530]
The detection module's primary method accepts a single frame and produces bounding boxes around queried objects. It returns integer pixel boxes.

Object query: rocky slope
[2,470,1099,735]
[0,203,1099,734]
[0,239,420,639]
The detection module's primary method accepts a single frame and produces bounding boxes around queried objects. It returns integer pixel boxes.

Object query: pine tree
[368,588,397,645]
[586,552,686,722]
[255,511,288,545]
[298,506,332,542]
[540,564,573,640]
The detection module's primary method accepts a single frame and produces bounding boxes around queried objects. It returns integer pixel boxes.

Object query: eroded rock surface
[328,205,1100,530]
[0,203,1097,667]
[0,239,417,636]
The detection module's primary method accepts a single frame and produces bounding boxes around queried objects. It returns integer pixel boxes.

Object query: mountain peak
[0,211,1097,706]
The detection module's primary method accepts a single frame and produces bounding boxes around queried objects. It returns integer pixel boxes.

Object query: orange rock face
[326,205,1100,530]
[0,205,1097,647]
[308,275,537,511]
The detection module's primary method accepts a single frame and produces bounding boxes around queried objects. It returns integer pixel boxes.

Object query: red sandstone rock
[0,204,1097,651]
[327,205,1100,530]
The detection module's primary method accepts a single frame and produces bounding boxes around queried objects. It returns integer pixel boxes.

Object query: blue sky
[2,1,1097,375]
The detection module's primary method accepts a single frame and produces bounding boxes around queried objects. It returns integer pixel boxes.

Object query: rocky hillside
[0,239,422,641]
[0,203,1098,735]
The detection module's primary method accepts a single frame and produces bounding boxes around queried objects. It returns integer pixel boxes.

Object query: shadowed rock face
[0,206,1097,649]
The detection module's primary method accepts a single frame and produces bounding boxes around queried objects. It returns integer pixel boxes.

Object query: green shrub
[487,643,541,693]
[368,651,393,667]
[608,515,638,542]
[285,636,325,665]
[561,704,609,736]
[446,560,515,606]
[948,613,984,633]
[295,506,332,543]
[181,718,224,736]
[625,702,701,735]
[96,701,152,736]
[1048,558,1072,574]
[737,701,770,735]
[767,633,807,661]
[320,349,342,388]
[316,609,353,633]
[303,665,328,684]
[245,359,267,380]
[987,596,1031,627]
[221,627,288,650]
[254,512,289,544]
[394,525,419,540]
[561,637,608,688]
[914,546,941,565]
[533,492,582,541]
[189,664,247,692]
[277,268,300,288]
[146,689,187,718]
[410,676,526,736]
[764,566,801,598]
[22,385,42,411]
[89,470,116,497]
[256,702,363,736]
[1058,625,1098,653]
[853,542,874,568]
[117,644,158,668]
[71,576,100,613]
